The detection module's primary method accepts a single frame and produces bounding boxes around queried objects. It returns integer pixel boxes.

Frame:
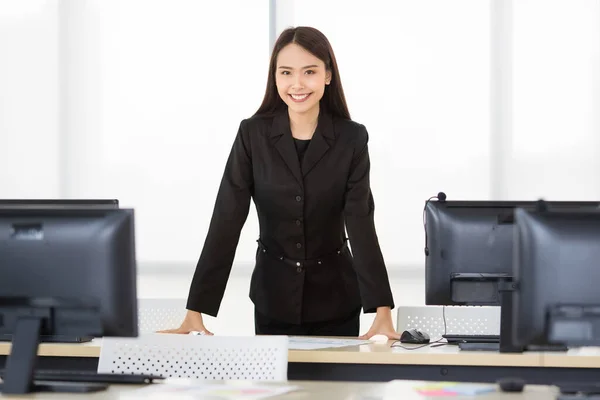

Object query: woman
[163,26,399,339]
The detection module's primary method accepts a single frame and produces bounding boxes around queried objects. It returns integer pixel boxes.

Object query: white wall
[1,0,599,271]
[508,0,600,200]
[59,0,268,266]
[0,0,60,198]
[278,0,493,267]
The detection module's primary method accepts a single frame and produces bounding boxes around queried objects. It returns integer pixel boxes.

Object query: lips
[289,93,312,103]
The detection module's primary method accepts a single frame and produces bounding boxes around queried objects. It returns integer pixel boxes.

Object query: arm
[186,120,253,317]
[343,126,395,314]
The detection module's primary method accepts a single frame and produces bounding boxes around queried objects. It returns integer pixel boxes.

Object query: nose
[291,74,304,90]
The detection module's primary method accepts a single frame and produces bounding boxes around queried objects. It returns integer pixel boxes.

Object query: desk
[0,380,560,400]
[1,340,599,385]
[541,346,600,368]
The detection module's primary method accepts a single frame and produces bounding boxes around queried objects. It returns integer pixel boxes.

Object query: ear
[325,70,332,85]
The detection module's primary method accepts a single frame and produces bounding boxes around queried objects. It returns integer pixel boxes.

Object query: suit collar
[270,109,335,183]
[269,108,334,139]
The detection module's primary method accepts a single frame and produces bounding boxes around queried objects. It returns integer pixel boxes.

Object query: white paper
[287,336,371,350]
[119,381,299,400]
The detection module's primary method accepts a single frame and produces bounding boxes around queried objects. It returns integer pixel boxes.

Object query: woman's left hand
[359,306,401,340]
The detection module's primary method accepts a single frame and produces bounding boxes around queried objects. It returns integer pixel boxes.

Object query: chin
[287,102,318,114]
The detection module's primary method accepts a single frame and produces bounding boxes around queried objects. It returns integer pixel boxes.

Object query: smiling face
[275,43,331,117]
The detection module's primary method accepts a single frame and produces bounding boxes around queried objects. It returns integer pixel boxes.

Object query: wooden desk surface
[541,346,600,368]
[288,341,544,367]
[0,339,545,367]
[0,340,101,358]
[0,380,559,400]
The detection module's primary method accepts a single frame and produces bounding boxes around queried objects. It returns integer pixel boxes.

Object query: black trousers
[254,307,361,336]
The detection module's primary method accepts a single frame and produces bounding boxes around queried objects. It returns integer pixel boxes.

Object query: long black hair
[253,26,350,120]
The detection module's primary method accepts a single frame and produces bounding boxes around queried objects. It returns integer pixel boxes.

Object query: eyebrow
[278,65,320,70]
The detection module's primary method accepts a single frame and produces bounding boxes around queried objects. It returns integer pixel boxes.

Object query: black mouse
[497,377,526,392]
[400,328,430,344]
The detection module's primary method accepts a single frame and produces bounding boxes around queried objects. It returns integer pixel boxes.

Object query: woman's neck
[289,105,319,140]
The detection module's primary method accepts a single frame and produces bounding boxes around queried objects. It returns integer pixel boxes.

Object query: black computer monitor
[425,199,600,305]
[0,208,138,394]
[0,199,119,209]
[424,198,600,352]
[0,199,120,345]
[513,207,600,348]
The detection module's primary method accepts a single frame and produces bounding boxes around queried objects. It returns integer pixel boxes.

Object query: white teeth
[290,94,309,100]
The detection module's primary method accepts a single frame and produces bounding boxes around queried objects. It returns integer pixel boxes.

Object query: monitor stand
[457,281,567,353]
[0,316,107,395]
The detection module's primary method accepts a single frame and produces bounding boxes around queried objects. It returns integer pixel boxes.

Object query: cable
[390,337,447,350]
[443,305,447,336]
[423,192,447,256]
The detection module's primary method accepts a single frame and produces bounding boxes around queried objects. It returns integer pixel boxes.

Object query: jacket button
[296,267,302,273]
[295,219,301,225]
[295,196,302,202]
[296,243,302,248]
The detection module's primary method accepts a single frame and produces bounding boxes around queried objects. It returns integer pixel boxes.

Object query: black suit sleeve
[343,126,395,313]
[186,120,253,316]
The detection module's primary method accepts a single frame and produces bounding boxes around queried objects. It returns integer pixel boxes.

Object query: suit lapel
[269,109,336,183]
[301,111,334,177]
[270,113,303,185]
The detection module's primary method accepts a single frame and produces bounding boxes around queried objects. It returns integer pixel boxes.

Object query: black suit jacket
[186,109,395,324]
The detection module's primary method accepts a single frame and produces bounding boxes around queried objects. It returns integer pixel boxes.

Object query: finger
[156,329,178,334]
[189,329,214,336]
[158,328,190,334]
[359,331,375,340]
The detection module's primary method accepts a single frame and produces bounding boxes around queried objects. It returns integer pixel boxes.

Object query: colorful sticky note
[413,382,496,396]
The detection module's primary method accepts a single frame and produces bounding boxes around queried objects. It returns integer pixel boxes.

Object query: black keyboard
[457,342,568,352]
[0,370,163,384]
[0,334,93,343]
[458,342,500,351]
[557,396,600,400]
[443,334,500,344]
[557,381,600,395]
[526,343,568,352]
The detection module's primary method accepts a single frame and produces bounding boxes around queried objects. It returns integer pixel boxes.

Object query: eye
[305,70,315,75]
[280,70,290,75]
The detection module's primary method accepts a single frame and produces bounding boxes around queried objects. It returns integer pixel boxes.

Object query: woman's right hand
[157,310,214,335]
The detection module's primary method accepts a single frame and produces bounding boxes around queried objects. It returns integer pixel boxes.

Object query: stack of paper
[288,336,371,350]
[119,381,299,399]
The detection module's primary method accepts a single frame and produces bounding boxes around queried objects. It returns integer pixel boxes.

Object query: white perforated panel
[98,334,288,381]
[137,298,187,334]
[396,306,500,338]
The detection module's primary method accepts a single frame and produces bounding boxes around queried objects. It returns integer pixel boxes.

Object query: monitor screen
[424,200,600,306]
[0,208,138,394]
[513,207,600,347]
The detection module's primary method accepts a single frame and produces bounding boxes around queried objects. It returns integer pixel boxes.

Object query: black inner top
[294,138,311,164]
